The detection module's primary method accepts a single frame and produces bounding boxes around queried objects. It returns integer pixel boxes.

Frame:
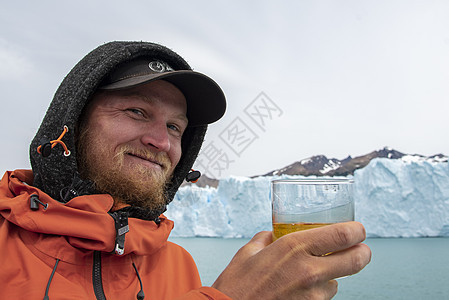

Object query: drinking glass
[271,178,354,241]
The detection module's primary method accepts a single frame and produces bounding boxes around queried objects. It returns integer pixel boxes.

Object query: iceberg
[166,158,449,238]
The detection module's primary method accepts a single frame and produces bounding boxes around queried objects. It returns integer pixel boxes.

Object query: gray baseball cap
[99,58,226,126]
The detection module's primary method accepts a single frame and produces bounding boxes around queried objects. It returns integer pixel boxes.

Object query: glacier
[166,158,449,238]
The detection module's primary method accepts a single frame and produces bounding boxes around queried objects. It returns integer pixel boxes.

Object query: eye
[126,108,145,117]
[167,123,185,137]
[167,123,180,132]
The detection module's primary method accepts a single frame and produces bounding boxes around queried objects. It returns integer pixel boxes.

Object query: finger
[323,280,339,299]
[281,221,367,257]
[244,231,273,255]
[320,243,372,279]
[229,231,272,264]
[283,279,338,299]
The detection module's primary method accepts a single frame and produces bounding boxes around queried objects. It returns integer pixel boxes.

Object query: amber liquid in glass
[272,222,331,241]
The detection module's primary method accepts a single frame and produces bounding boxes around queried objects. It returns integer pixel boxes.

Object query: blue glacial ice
[166,158,449,238]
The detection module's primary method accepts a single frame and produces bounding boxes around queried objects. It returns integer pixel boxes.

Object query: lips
[126,152,164,169]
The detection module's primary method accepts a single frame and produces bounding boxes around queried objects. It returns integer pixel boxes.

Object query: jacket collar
[0,170,173,262]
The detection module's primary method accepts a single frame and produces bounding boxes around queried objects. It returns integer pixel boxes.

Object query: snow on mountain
[260,147,447,178]
[182,147,448,189]
[319,159,341,174]
[166,157,449,238]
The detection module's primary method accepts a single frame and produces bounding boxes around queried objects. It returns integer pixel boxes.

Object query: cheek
[168,140,183,170]
[94,118,134,149]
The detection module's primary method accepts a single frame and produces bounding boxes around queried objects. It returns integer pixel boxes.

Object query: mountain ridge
[185,147,448,188]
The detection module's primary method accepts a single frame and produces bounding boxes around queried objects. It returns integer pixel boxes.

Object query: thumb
[229,231,272,264]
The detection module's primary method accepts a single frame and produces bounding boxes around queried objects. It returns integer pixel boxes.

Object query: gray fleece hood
[30,41,225,220]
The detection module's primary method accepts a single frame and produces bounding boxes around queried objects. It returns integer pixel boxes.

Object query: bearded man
[0,41,370,299]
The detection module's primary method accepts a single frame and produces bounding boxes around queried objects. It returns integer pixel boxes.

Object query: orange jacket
[0,170,230,300]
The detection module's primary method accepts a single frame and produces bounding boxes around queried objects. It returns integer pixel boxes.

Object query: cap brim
[99,70,226,126]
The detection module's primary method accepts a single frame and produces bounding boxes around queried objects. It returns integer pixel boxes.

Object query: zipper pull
[110,211,129,255]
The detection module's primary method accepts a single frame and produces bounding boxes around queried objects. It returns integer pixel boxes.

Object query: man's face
[77,80,188,211]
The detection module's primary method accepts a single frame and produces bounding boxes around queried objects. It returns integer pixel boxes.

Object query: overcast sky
[1,1,448,178]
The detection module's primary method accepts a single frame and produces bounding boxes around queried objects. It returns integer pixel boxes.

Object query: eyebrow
[177,113,189,123]
[119,90,189,124]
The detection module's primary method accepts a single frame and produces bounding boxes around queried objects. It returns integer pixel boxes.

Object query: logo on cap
[148,61,174,73]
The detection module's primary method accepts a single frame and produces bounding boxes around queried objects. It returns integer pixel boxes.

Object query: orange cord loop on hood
[37,125,71,157]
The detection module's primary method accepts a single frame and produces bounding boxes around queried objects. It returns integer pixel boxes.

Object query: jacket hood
[30,41,210,218]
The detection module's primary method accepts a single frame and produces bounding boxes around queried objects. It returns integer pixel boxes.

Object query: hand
[212,221,371,299]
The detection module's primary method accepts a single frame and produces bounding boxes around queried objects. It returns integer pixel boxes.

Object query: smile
[126,153,164,169]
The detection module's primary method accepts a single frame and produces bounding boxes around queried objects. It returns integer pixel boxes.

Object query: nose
[140,122,171,153]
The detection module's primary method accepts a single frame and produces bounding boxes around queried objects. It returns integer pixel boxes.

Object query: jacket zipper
[93,251,107,300]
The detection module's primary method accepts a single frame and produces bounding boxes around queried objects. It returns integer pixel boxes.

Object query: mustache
[114,145,172,170]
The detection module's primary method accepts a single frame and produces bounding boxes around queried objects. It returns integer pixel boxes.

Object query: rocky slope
[184,147,448,188]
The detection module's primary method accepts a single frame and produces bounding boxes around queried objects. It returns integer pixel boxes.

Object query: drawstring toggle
[185,169,201,183]
[30,194,48,210]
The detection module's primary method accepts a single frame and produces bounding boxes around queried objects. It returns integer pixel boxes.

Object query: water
[169,237,449,299]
